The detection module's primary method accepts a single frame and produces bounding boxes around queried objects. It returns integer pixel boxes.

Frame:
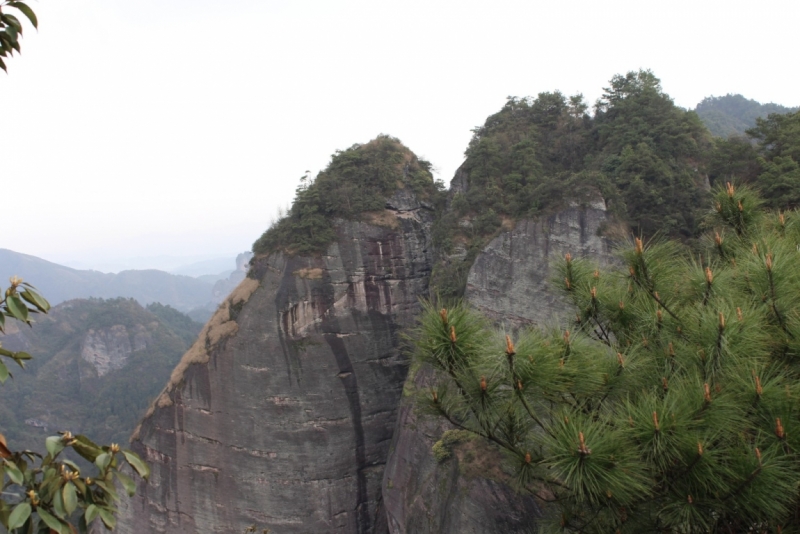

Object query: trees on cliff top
[252,135,441,257]
[418,184,800,532]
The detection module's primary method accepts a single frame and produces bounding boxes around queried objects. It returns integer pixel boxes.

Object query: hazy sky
[3,0,798,271]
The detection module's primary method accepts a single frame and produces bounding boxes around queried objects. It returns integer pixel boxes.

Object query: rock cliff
[81,324,152,376]
[119,196,434,533]
[380,194,614,533]
[119,142,616,533]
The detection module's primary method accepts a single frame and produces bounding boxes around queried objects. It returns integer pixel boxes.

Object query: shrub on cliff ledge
[418,184,800,532]
[253,135,438,257]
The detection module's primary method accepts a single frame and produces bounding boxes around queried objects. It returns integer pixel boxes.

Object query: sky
[3,0,798,272]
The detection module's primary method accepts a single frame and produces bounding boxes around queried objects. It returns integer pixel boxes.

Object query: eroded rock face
[81,324,152,376]
[466,197,614,329]
[382,366,542,534]
[118,204,433,534]
[381,198,614,533]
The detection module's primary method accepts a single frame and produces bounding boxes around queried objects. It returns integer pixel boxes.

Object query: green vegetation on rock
[417,184,800,532]
[431,70,713,299]
[253,135,441,257]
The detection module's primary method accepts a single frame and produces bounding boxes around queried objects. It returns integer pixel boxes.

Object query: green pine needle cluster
[416,183,800,532]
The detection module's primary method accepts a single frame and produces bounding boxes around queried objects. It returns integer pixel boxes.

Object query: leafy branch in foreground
[0,1,37,72]
[1,278,150,533]
[417,184,800,532]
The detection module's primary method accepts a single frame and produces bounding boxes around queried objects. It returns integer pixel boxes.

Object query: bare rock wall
[118,209,432,534]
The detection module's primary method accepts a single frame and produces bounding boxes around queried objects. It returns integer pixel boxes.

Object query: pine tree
[417,183,800,532]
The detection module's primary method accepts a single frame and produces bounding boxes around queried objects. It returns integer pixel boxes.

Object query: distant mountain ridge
[0,248,214,313]
[696,94,799,137]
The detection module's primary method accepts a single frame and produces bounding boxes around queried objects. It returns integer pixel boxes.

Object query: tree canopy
[253,135,440,257]
[417,184,800,532]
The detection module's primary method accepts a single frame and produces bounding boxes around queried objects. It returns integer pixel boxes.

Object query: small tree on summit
[417,183,800,532]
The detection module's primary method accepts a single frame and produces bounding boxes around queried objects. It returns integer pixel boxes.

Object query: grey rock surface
[465,198,614,329]
[81,324,151,376]
[117,165,616,533]
[381,197,614,533]
[382,366,542,534]
[118,203,433,534]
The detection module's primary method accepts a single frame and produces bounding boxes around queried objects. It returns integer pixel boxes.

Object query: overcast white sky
[3,0,798,272]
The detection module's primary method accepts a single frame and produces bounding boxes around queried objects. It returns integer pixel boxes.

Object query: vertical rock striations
[465,195,614,329]
[119,201,433,533]
[119,134,617,533]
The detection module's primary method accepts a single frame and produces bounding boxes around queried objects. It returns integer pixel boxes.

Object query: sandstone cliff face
[465,196,613,328]
[119,198,433,533]
[381,198,614,533]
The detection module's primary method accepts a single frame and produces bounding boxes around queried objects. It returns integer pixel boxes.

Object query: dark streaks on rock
[119,194,434,533]
[325,333,371,534]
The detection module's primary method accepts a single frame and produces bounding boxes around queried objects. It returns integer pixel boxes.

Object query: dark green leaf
[36,507,64,532]
[85,504,99,524]
[0,311,5,332]
[7,501,31,529]
[0,359,8,383]
[4,459,23,484]
[122,450,149,480]
[1,13,22,33]
[63,482,78,515]
[95,452,110,471]
[62,459,82,474]
[46,436,64,457]
[8,2,38,29]
[20,289,49,313]
[99,508,116,530]
[52,483,66,518]
[92,478,118,501]
[5,295,28,322]
[72,435,101,463]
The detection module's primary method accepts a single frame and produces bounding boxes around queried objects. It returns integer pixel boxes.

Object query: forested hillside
[696,94,798,138]
[0,298,200,449]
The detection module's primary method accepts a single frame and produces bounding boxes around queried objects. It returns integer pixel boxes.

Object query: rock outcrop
[119,147,616,533]
[119,196,434,533]
[381,196,614,533]
[465,196,613,329]
[81,324,152,376]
